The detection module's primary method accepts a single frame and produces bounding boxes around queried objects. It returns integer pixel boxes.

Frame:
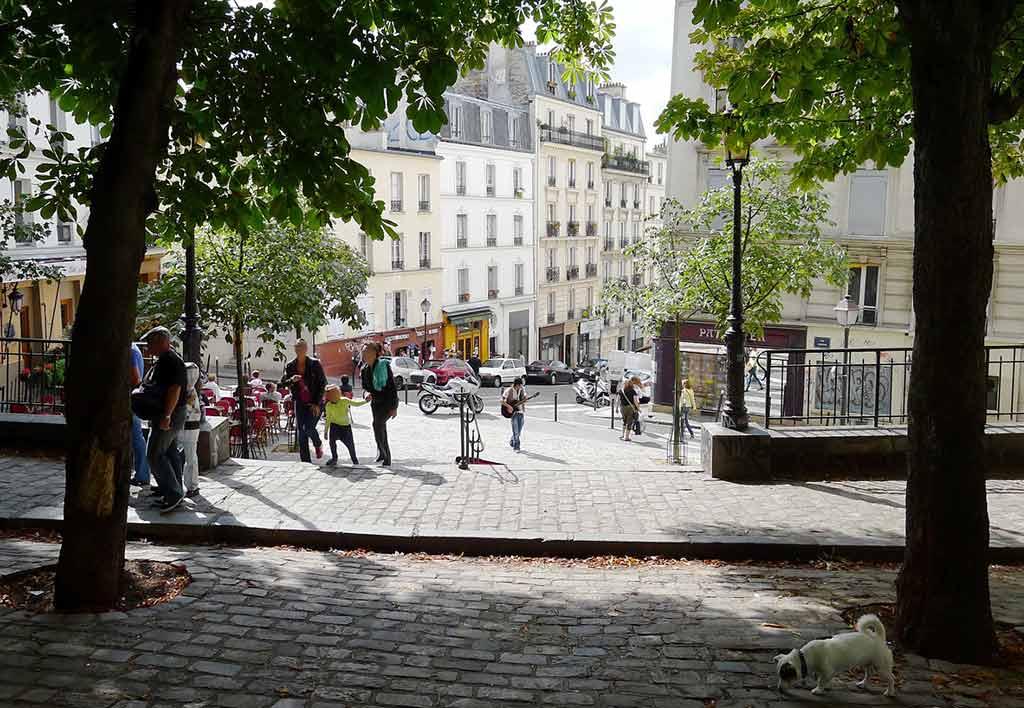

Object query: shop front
[539,323,565,362]
[652,321,808,414]
[442,306,492,361]
[318,322,443,378]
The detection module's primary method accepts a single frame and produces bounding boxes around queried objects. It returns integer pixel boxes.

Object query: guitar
[500,391,540,419]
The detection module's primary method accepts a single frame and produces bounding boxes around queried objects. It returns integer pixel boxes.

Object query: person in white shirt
[205,374,222,402]
[261,382,283,404]
[182,363,204,498]
[249,370,265,388]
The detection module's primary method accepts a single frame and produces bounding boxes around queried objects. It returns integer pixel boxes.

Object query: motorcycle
[573,376,610,407]
[418,374,485,417]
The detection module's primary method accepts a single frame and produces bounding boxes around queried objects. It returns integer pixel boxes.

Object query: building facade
[437,93,536,362]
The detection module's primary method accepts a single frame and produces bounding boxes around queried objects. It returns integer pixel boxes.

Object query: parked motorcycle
[418,374,485,416]
[573,377,610,407]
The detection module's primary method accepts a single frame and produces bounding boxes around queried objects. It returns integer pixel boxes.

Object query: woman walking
[619,376,642,442]
[679,378,696,439]
[361,342,398,466]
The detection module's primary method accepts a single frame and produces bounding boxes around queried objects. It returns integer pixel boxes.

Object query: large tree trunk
[54,1,191,611]
[896,0,999,663]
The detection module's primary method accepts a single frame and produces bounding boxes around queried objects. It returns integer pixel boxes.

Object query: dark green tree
[658,0,1023,662]
[0,0,613,611]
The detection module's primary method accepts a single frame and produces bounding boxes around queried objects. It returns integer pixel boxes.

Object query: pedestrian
[281,339,327,462]
[181,362,203,498]
[205,373,222,401]
[128,342,150,487]
[679,378,696,439]
[249,370,265,388]
[360,342,398,466]
[745,352,763,391]
[339,375,354,399]
[260,382,283,404]
[141,326,187,513]
[502,378,528,452]
[323,384,367,466]
[468,348,482,376]
[619,376,642,442]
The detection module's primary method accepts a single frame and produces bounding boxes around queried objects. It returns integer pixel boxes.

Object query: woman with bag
[679,378,696,439]
[360,342,398,466]
[619,376,642,442]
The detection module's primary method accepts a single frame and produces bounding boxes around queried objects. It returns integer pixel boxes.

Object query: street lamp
[720,135,751,431]
[9,288,24,314]
[182,229,201,366]
[420,298,431,363]
[833,295,861,424]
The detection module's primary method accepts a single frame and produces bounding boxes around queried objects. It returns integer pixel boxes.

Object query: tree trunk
[896,0,999,663]
[233,319,249,459]
[672,316,682,464]
[54,1,191,611]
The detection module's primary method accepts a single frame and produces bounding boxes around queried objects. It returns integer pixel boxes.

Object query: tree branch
[991,62,1024,124]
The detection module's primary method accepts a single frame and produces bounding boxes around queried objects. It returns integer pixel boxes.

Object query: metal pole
[842,326,850,425]
[721,159,748,430]
[182,228,202,366]
[554,392,558,422]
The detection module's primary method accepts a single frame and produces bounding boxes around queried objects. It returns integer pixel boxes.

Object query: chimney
[599,81,626,99]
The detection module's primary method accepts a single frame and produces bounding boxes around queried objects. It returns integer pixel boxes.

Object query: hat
[141,325,172,340]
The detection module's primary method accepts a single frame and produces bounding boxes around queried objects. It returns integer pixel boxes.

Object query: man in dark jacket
[468,349,482,377]
[281,339,328,463]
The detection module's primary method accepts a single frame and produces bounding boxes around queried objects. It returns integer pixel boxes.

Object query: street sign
[579,318,603,337]
[814,336,831,349]
[607,350,626,381]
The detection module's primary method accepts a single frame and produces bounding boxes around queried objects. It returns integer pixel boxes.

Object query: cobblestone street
[0,539,1022,708]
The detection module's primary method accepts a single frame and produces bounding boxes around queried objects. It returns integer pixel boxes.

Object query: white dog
[773,614,896,696]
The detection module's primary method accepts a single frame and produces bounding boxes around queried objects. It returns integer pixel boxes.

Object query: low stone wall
[703,423,1024,482]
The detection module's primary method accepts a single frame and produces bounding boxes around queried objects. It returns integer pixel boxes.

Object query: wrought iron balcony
[419,258,431,269]
[486,185,495,196]
[546,222,560,238]
[567,309,576,320]
[587,181,595,189]
[619,199,627,208]
[568,179,577,188]
[515,285,524,296]
[632,274,642,285]
[602,153,651,176]
[513,236,524,246]
[488,289,498,300]
[547,312,556,324]
[633,200,641,209]
[418,200,430,212]
[390,200,403,212]
[546,266,560,283]
[391,259,404,270]
[603,238,614,251]
[604,198,612,208]
[619,237,629,249]
[456,184,466,196]
[547,176,556,187]
[458,292,470,303]
[567,221,579,237]
[566,265,579,281]
[538,125,605,151]
[486,237,497,247]
[585,222,597,237]
[585,263,598,277]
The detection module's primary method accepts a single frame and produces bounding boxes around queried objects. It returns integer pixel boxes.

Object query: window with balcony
[482,110,493,144]
[418,232,431,269]
[649,196,656,215]
[619,182,627,208]
[390,172,403,212]
[604,180,613,207]
[452,105,464,137]
[586,78,595,102]
[515,263,525,296]
[548,60,557,86]
[567,115,576,133]
[418,174,430,212]
[569,247,578,268]
[6,94,27,133]
[486,214,497,247]
[632,221,640,243]
[456,214,468,248]
[513,215,524,246]
[547,293,556,323]
[391,234,405,270]
[389,291,408,328]
[456,161,467,195]
[485,163,496,197]
[586,287,593,312]
[48,98,67,145]
[359,231,374,272]
[848,265,880,325]
[547,156,557,187]
[513,167,523,197]
[586,162,594,189]
[546,248,557,269]
[619,221,627,248]
[487,265,498,299]
[633,183,640,207]
[547,109,555,128]
[568,159,576,188]
[585,118,594,136]
[567,289,576,320]
[510,115,521,147]
[603,262,611,283]
[13,180,32,241]
[57,220,72,243]
[458,268,470,303]
[657,162,664,185]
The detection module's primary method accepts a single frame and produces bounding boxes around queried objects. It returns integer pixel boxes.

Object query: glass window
[458,268,469,296]
[486,163,496,195]
[482,110,492,143]
[848,171,888,236]
[456,161,466,193]
[390,172,403,212]
[513,215,523,242]
[487,266,498,291]
[418,174,430,211]
[848,265,880,325]
[515,263,524,292]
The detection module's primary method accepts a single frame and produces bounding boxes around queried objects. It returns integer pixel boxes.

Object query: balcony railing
[631,274,642,285]
[0,338,69,415]
[515,285,524,296]
[488,289,498,300]
[587,181,595,190]
[602,153,651,176]
[457,237,468,248]
[392,259,405,270]
[567,309,576,320]
[538,125,605,152]
[603,238,614,251]
[513,236,524,247]
[486,237,497,247]
[568,179,576,189]
[547,176,556,187]
[418,200,430,212]
[585,263,598,277]
[391,200,403,212]
[619,237,629,249]
[546,222,560,238]
[604,198,612,208]
[456,184,466,196]
[619,199,627,208]
[566,265,579,281]
[547,312,556,324]
[514,187,524,199]
[567,221,579,237]
[419,257,431,269]
[585,222,597,237]
[458,292,471,303]
[633,200,641,209]
[546,266,560,283]
[486,185,495,196]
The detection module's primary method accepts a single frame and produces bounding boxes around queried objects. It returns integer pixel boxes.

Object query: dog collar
[798,649,809,679]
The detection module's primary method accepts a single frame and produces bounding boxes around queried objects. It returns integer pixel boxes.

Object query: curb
[5,516,1024,564]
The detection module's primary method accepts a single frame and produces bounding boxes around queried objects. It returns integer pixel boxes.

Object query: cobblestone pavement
[0,539,1022,707]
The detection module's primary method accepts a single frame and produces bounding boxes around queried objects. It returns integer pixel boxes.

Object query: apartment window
[390,172,403,212]
[482,110,493,143]
[487,265,498,296]
[359,232,373,270]
[452,105,463,137]
[586,245,595,263]
[510,115,520,147]
[456,214,468,248]
[513,166,523,195]
[456,161,467,195]
[649,196,656,215]
[568,289,576,314]
[657,162,664,185]
[48,97,67,143]
[547,203,556,222]
[547,292,556,319]
[586,77,595,100]
[548,61,558,84]
[6,94,26,132]
[603,262,611,282]
[57,219,73,243]
[633,183,640,202]
[546,248,557,269]
[486,163,496,196]
[391,291,408,327]
[618,260,626,278]
[547,109,555,127]
[586,162,594,188]
[569,247,578,267]
[418,232,431,269]
[547,156,557,186]
[418,174,430,211]
[568,159,576,187]
[603,222,611,239]
[391,234,405,270]
[585,118,594,136]
[515,263,525,295]
[13,180,31,240]
[848,170,888,236]
[567,115,576,133]
[618,221,626,240]
[619,182,627,204]
[513,215,524,245]
[90,124,102,146]
[586,205,594,224]
[569,204,577,224]
[632,221,640,241]
[605,180,613,204]
[848,265,880,326]
[586,287,593,310]
[715,88,729,113]
[458,268,470,300]
[486,214,497,246]
[59,299,74,330]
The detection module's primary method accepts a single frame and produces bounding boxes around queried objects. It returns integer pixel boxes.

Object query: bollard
[404,383,409,406]
[554,392,558,422]
[215,358,220,381]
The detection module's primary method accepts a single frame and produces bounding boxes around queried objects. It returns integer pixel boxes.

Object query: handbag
[131,367,164,420]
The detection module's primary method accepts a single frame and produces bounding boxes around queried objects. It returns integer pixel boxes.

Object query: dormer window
[586,77,595,100]
[452,105,463,138]
[547,60,557,91]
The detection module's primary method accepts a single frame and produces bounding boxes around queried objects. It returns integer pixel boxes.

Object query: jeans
[131,414,150,483]
[329,423,358,464]
[147,407,186,501]
[510,412,524,450]
[745,370,763,390]
[680,408,695,437]
[371,405,391,464]
[180,428,200,492]
[295,404,323,463]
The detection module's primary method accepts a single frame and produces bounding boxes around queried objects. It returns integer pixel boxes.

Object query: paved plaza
[0,538,1022,708]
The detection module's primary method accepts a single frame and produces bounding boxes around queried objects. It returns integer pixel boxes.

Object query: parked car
[381,356,434,389]
[477,358,527,387]
[422,358,477,386]
[573,357,607,381]
[526,359,573,385]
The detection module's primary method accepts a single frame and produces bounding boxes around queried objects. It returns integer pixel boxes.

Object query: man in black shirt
[280,339,328,463]
[143,326,187,513]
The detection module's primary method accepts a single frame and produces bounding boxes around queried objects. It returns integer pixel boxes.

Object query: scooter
[574,377,610,407]
[418,374,485,417]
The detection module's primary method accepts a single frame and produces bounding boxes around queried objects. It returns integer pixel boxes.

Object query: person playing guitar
[501,378,537,452]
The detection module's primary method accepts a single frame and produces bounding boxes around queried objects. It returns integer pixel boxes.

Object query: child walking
[324,384,366,466]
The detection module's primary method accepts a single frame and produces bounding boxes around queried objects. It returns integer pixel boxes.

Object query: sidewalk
[0,538,1022,708]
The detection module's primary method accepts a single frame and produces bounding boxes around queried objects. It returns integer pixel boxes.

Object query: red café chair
[215,397,235,416]
[248,408,269,458]
[204,406,222,418]
[201,387,217,401]
[10,404,28,414]
[262,400,283,437]
[229,423,245,457]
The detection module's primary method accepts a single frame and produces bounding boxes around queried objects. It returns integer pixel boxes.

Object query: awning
[443,305,493,326]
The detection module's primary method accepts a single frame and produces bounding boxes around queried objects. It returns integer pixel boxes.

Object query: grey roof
[523,50,601,111]
[597,93,646,139]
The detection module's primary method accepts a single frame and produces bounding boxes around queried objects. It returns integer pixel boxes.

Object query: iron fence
[761,345,1024,428]
[0,338,70,415]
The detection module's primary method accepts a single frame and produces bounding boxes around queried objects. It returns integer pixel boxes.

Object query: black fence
[761,345,1024,428]
[0,338,70,415]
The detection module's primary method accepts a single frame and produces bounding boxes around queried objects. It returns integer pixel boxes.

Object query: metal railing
[538,125,604,151]
[546,266,560,283]
[567,221,579,237]
[603,238,614,251]
[566,265,579,281]
[586,222,598,237]
[390,200,403,212]
[602,153,650,176]
[391,259,404,270]
[546,222,560,238]
[418,200,431,212]
[585,263,598,277]
[486,237,497,247]
[513,236,524,247]
[457,237,468,248]
[1,338,70,415]
[760,345,1024,428]
[419,257,431,269]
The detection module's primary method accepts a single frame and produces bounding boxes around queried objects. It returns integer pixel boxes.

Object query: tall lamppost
[720,137,751,431]
[420,298,431,363]
[181,230,201,366]
[833,295,861,424]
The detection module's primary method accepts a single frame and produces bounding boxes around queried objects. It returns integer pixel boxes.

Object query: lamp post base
[720,406,749,432]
